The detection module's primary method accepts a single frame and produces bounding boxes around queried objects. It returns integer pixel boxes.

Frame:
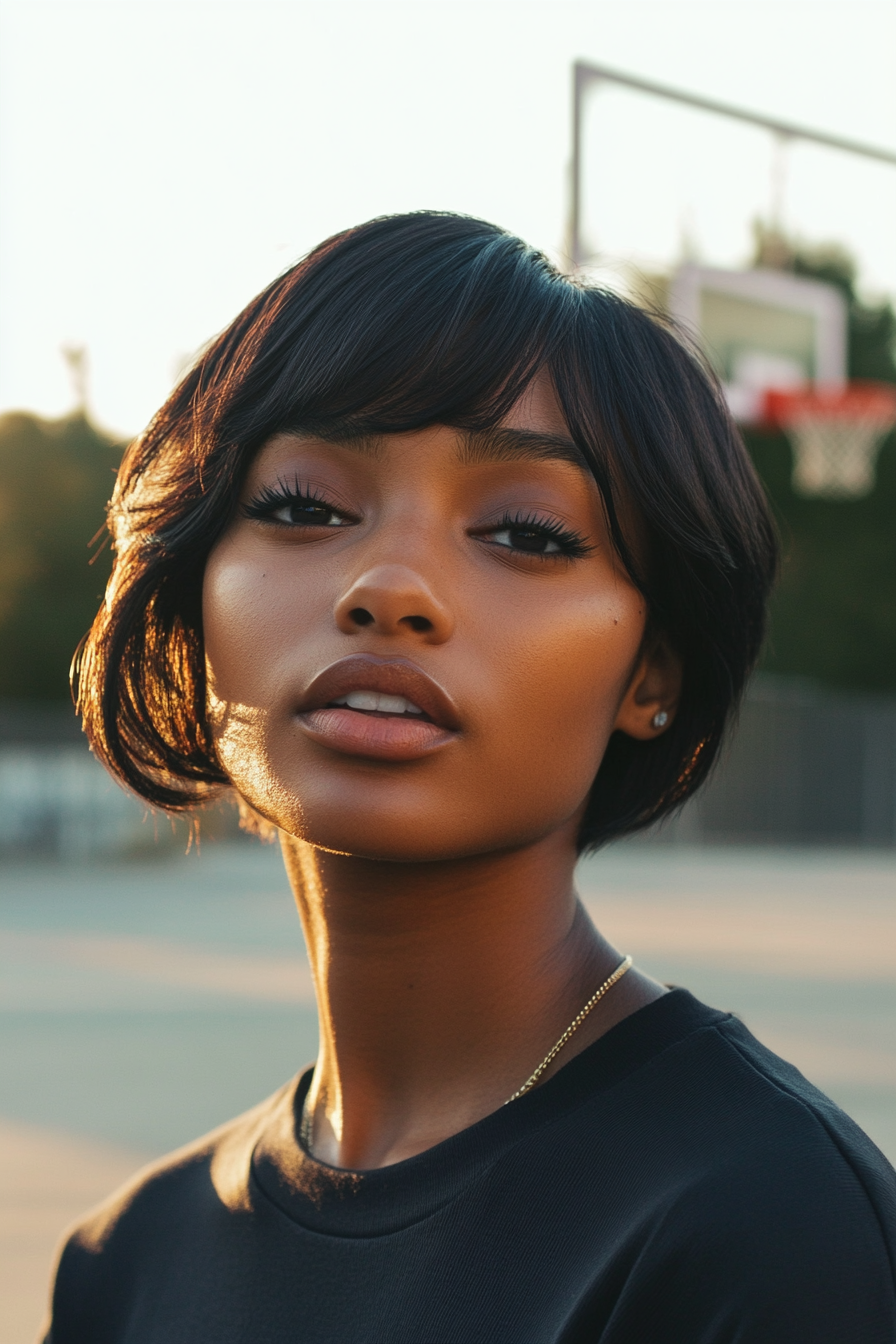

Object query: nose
[334,566,454,643]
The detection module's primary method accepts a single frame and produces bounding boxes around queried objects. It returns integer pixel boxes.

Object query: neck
[281,827,628,1170]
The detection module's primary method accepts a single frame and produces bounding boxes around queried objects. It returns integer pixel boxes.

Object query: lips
[295,655,461,760]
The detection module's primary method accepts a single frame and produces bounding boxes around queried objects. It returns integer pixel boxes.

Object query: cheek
[202,559,264,704]
[202,545,269,793]
[202,542,317,824]
[488,584,644,795]
[202,541,322,703]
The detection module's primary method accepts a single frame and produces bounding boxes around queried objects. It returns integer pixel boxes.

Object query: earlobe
[613,638,682,742]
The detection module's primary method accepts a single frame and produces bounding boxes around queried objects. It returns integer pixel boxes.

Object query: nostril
[403,615,433,633]
[349,607,375,627]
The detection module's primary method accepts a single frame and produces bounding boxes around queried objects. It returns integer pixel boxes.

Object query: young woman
[48,213,895,1342]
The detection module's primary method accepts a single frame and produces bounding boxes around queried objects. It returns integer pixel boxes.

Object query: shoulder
[638,1000,896,1244]
[46,1080,295,1343]
[68,1080,288,1245]
[542,989,896,1233]
[631,1008,896,1336]
[554,996,896,1339]
[709,1012,896,1222]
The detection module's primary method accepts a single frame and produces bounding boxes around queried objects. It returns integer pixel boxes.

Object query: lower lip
[297,708,457,760]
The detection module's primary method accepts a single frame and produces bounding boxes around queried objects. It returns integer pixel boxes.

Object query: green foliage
[749,243,896,693]
[748,429,896,692]
[0,412,123,700]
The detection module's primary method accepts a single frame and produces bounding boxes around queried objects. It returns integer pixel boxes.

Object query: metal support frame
[567,61,896,270]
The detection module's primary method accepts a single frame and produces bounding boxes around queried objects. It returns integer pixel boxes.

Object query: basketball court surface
[1,841,894,1344]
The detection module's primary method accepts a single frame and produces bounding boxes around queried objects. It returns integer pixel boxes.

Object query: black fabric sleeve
[567,1123,896,1343]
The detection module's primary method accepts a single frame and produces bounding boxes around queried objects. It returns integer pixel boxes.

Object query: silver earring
[652,710,668,729]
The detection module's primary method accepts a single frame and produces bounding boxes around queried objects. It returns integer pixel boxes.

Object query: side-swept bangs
[75,210,777,850]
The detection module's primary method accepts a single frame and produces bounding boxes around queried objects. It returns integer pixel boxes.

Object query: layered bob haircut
[75,211,778,851]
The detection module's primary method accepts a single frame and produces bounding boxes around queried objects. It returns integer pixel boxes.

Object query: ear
[613,635,682,741]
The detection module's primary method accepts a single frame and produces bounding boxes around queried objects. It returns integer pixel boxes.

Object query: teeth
[332,691,424,715]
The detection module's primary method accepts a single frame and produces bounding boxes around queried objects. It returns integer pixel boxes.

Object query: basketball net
[764,383,896,500]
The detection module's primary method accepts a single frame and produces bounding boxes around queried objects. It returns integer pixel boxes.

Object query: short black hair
[75,211,778,851]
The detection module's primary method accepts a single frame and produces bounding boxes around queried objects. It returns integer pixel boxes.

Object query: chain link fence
[2,679,895,858]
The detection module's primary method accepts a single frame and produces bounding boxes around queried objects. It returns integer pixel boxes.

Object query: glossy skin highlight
[203,374,680,1169]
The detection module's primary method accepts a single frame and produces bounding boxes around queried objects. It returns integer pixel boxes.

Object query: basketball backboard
[668,264,847,422]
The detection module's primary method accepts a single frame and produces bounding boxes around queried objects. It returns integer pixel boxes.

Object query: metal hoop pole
[567,59,896,273]
[566,63,589,271]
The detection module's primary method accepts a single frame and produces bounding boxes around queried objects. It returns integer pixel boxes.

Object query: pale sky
[1,0,894,437]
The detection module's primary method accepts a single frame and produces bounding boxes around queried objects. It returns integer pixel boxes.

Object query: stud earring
[652,710,668,729]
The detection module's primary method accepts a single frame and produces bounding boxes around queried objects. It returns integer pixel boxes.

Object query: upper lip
[297,655,462,732]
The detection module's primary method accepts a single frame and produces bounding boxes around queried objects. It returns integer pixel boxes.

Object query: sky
[1,0,894,437]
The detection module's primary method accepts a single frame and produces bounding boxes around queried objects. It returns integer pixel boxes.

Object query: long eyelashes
[243,483,591,560]
[242,479,353,525]
[485,511,593,559]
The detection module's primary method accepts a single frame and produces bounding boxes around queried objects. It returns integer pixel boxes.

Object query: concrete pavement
[2,841,894,1343]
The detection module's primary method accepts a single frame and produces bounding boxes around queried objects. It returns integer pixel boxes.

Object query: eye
[480,513,592,560]
[271,499,350,528]
[242,480,355,529]
[490,525,562,555]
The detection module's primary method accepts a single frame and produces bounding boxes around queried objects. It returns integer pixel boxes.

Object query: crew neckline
[251,987,727,1237]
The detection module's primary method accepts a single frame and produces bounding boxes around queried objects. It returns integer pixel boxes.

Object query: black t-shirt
[46,990,896,1343]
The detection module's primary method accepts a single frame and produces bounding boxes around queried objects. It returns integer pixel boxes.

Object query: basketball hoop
[764,382,896,500]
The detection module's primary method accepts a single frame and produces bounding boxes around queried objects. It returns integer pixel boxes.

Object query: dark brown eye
[274,501,348,527]
[242,480,355,529]
[490,526,561,555]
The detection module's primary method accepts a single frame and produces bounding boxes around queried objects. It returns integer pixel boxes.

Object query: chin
[282,814,506,865]
[275,793,575,864]
[228,751,587,864]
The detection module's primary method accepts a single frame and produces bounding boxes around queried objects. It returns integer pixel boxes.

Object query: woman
[48,213,895,1342]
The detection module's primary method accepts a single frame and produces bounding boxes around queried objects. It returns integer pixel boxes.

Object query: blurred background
[1,1,894,1339]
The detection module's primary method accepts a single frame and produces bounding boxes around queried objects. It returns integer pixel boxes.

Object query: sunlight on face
[203,374,649,861]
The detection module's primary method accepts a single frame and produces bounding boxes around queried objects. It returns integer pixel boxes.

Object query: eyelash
[242,485,592,560]
[483,511,593,560]
[242,480,355,527]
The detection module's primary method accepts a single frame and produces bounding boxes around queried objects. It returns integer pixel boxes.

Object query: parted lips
[297,655,461,732]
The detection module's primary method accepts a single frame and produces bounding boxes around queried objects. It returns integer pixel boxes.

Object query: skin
[203,372,682,1170]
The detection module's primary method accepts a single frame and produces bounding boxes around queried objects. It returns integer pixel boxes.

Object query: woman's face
[203,374,665,861]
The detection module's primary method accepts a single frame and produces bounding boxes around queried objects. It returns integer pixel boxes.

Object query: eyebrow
[289,428,384,456]
[458,427,590,472]
[282,425,589,471]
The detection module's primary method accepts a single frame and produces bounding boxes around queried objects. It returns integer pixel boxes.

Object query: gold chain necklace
[504,954,633,1105]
